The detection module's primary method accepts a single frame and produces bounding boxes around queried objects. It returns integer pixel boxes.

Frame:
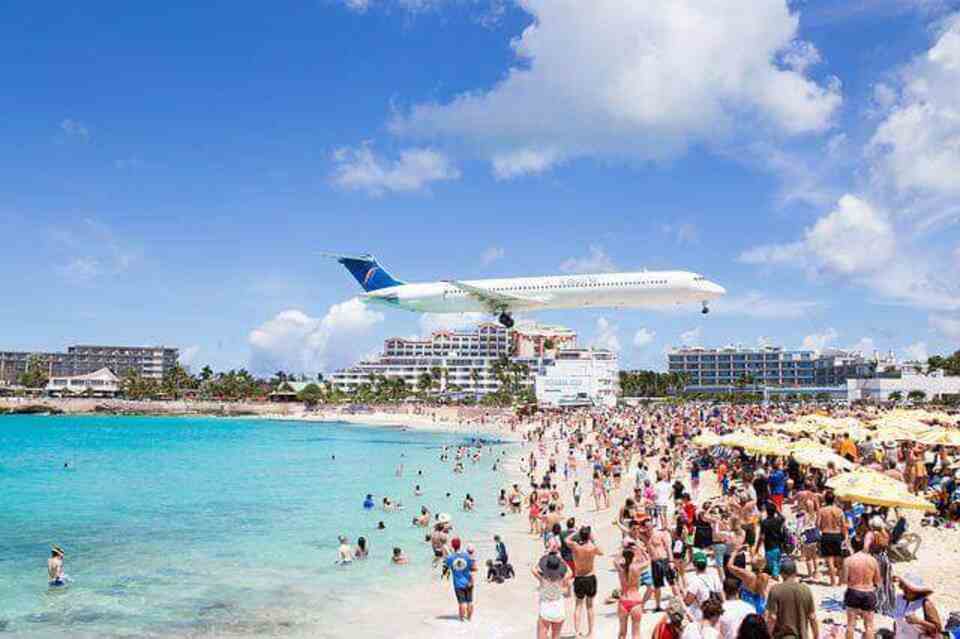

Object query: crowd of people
[506,403,957,639]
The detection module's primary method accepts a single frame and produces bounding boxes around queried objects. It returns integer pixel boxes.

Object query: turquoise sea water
[0,415,514,638]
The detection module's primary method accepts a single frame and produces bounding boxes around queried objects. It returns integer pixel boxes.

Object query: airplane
[327,253,726,328]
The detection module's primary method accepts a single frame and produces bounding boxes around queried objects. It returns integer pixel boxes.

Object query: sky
[3,0,960,375]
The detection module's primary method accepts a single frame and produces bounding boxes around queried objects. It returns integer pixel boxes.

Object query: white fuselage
[362,270,725,314]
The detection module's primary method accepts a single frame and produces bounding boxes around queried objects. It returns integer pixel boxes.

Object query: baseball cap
[451,537,462,551]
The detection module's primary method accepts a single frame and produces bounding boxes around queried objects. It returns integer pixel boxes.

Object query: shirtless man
[637,515,678,611]
[430,523,449,567]
[543,503,563,539]
[816,492,848,586]
[842,548,880,639]
[566,526,604,638]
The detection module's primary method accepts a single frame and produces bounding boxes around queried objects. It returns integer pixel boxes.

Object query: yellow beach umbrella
[691,432,722,447]
[833,484,936,511]
[790,446,855,471]
[915,428,960,447]
[826,469,906,493]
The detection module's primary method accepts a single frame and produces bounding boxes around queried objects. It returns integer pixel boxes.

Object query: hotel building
[534,349,619,408]
[0,345,179,385]
[330,322,575,395]
[667,346,816,390]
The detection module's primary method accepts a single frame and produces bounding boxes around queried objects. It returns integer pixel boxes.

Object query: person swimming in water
[363,494,375,510]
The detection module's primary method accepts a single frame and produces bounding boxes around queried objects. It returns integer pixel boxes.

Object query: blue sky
[3,0,960,374]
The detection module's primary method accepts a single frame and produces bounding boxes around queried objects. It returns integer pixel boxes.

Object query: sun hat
[538,554,567,581]
[51,545,65,558]
[437,513,451,524]
[900,573,934,595]
[870,516,885,530]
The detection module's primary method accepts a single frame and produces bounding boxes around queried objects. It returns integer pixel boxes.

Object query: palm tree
[470,369,482,401]
[888,391,903,403]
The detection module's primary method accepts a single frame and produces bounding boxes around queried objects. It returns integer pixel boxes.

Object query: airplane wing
[444,280,547,313]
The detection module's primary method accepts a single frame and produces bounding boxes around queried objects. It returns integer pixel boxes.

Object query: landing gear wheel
[498,312,515,328]
[701,302,710,315]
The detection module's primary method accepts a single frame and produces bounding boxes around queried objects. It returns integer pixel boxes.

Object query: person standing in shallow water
[48,546,66,586]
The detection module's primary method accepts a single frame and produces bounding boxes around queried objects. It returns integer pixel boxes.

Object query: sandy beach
[338,423,960,639]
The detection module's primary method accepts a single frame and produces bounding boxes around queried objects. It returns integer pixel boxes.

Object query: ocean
[0,415,515,638]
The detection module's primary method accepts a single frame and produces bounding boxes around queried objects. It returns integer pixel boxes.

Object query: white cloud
[930,315,960,341]
[179,346,201,367]
[781,40,822,72]
[680,327,702,347]
[712,291,820,319]
[390,0,840,178]
[633,328,656,349]
[492,148,561,179]
[559,245,616,274]
[330,142,460,195]
[480,246,505,265]
[248,299,385,374]
[903,341,929,362]
[60,118,89,139]
[802,327,838,353]
[742,195,895,275]
[52,219,140,284]
[593,317,621,352]
[418,312,488,334]
[868,15,960,198]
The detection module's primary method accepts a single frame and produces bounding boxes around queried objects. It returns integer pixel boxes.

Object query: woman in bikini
[616,544,648,639]
[724,550,772,615]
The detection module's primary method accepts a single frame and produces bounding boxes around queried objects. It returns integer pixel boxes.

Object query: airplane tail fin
[325,253,405,292]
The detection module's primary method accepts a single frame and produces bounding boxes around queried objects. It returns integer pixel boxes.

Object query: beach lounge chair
[887,517,920,562]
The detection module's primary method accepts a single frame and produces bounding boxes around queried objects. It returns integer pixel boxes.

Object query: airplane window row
[448,280,669,294]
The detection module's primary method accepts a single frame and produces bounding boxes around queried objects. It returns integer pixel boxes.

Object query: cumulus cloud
[802,328,839,353]
[741,195,895,275]
[330,142,460,195]
[868,16,960,199]
[248,299,385,374]
[560,245,617,274]
[903,341,929,362]
[633,328,656,349]
[740,194,959,311]
[418,312,488,334]
[679,327,702,347]
[593,317,621,352]
[480,246,505,265]
[390,0,841,178]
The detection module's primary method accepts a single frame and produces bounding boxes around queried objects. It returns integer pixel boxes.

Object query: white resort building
[330,321,610,399]
[847,369,960,402]
[535,348,619,408]
[330,322,573,396]
[45,367,121,397]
